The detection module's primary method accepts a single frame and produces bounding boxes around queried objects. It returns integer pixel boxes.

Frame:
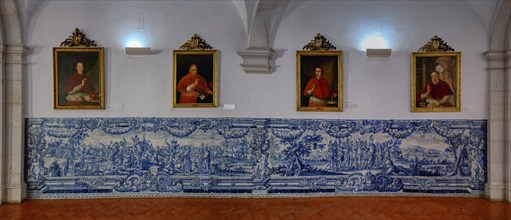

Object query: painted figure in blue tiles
[24,118,488,196]
[49,160,61,177]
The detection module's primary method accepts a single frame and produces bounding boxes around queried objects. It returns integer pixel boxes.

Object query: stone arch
[485,0,511,202]
[489,1,511,50]
[0,0,28,204]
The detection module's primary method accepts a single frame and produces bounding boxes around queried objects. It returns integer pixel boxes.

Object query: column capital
[0,43,29,64]
[0,43,28,53]
[484,50,507,60]
[237,47,275,74]
[484,49,509,71]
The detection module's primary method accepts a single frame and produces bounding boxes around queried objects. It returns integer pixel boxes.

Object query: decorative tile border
[25,118,486,199]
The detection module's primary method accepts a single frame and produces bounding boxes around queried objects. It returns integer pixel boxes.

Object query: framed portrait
[297,50,343,112]
[411,52,461,112]
[53,47,104,110]
[173,50,218,108]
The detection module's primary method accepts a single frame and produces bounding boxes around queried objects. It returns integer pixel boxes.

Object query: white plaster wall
[22,0,488,119]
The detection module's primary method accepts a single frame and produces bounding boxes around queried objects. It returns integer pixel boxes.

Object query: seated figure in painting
[177,64,212,103]
[64,61,99,105]
[418,71,453,107]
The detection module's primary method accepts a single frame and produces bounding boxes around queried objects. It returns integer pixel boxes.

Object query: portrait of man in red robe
[417,71,453,108]
[413,53,460,112]
[303,67,337,107]
[63,61,100,106]
[173,51,217,107]
[297,52,342,111]
[54,48,103,109]
[177,64,212,103]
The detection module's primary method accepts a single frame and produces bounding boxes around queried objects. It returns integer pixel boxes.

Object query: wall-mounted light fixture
[366,48,392,58]
[123,13,161,56]
[360,33,392,58]
[125,47,151,56]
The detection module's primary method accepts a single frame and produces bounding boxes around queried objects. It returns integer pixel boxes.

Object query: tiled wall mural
[25,118,487,198]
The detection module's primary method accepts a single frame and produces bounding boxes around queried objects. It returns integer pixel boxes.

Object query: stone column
[486,0,511,203]
[484,49,509,202]
[0,0,25,204]
[484,50,506,201]
[2,43,28,203]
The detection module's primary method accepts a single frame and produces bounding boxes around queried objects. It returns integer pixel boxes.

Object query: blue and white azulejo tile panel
[25,118,487,198]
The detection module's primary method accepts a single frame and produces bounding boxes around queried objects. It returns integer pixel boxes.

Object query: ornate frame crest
[418,35,454,52]
[173,34,218,108]
[179,33,213,50]
[302,33,336,51]
[60,28,97,47]
[412,36,460,112]
[54,28,104,110]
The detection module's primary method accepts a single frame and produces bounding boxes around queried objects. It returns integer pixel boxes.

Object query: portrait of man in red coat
[297,51,342,112]
[303,67,337,107]
[417,71,453,108]
[63,61,100,106]
[177,64,212,103]
[173,51,217,107]
[412,53,460,112]
[54,48,104,109]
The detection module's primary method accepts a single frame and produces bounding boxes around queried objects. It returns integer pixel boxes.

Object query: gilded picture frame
[411,52,461,112]
[53,47,105,110]
[172,50,218,108]
[297,50,343,112]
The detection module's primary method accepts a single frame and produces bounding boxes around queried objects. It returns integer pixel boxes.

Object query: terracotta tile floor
[0,196,510,220]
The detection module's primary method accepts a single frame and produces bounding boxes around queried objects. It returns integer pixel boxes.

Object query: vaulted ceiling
[17,0,502,48]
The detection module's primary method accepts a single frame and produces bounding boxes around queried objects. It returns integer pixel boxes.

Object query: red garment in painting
[418,80,453,105]
[303,77,331,107]
[177,73,211,103]
[64,72,96,105]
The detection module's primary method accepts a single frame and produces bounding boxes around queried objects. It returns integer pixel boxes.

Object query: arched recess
[485,0,511,202]
[0,0,28,204]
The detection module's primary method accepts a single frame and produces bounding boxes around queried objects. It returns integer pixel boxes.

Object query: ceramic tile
[24,118,487,198]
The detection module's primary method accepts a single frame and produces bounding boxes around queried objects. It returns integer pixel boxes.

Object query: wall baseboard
[4,183,27,203]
